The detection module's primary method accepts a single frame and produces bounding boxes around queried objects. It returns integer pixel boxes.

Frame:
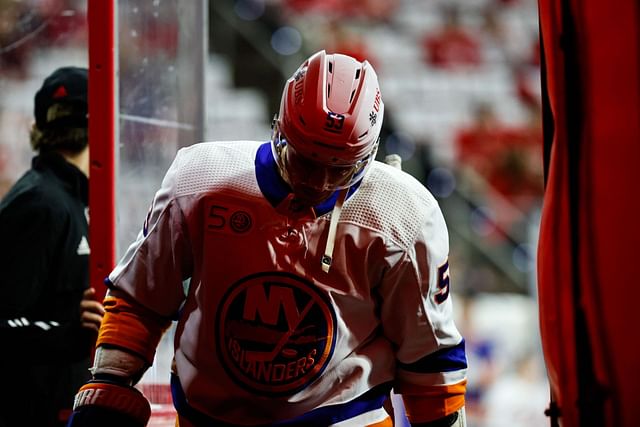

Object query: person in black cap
[0,67,105,427]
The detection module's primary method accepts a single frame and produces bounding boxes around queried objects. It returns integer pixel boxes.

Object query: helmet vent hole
[349,90,356,103]
[355,69,361,79]
[298,115,306,125]
[358,130,369,140]
[327,84,331,97]
[328,62,333,73]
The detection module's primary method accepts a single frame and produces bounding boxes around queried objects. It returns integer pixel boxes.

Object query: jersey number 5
[434,259,450,304]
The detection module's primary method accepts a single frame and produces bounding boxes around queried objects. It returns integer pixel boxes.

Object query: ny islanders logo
[216,272,336,395]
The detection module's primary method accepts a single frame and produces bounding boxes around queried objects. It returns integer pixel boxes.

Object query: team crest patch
[216,272,336,395]
[205,200,254,235]
[229,210,252,233]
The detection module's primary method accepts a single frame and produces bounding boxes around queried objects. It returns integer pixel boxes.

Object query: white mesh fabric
[173,141,261,198]
[170,145,435,252]
[339,161,438,250]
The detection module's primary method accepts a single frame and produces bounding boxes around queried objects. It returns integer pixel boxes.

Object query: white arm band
[91,346,147,384]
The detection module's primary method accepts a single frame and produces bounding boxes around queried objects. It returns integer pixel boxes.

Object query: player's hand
[80,288,105,332]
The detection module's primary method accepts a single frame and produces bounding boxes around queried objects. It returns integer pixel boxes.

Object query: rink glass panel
[117,0,205,411]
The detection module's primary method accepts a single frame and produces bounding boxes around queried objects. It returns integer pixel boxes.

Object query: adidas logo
[77,235,90,255]
[53,85,68,99]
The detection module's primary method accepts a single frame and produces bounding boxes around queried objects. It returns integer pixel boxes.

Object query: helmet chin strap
[321,187,348,273]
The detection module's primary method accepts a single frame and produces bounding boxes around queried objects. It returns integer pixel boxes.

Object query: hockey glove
[67,374,151,427]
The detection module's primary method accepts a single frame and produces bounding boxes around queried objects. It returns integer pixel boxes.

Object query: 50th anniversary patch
[216,272,336,395]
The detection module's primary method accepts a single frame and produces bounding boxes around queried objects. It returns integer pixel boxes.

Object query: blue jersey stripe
[254,142,361,217]
[398,339,467,373]
[171,374,392,427]
[254,142,290,207]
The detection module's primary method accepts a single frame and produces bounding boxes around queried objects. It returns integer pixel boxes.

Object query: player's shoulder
[364,160,439,209]
[342,160,442,248]
[176,140,262,163]
[173,140,262,177]
[170,140,262,197]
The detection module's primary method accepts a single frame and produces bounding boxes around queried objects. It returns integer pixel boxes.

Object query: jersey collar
[254,142,361,217]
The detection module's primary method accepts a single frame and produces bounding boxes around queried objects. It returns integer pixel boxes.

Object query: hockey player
[68,50,467,427]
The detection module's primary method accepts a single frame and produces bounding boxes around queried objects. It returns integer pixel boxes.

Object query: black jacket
[0,151,94,427]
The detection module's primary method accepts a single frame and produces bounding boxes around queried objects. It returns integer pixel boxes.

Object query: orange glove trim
[398,380,467,423]
[97,295,171,364]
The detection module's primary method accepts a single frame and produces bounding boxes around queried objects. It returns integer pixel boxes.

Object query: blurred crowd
[248,1,548,425]
[0,0,87,196]
[276,0,543,218]
[1,1,549,426]
[0,0,86,78]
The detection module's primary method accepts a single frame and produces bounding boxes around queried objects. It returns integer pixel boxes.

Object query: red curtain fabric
[538,1,640,426]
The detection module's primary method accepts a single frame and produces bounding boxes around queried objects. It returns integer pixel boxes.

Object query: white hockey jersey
[107,140,466,426]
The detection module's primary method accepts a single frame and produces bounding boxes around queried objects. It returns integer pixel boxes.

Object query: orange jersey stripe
[398,380,466,423]
[367,416,393,427]
[98,295,171,363]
